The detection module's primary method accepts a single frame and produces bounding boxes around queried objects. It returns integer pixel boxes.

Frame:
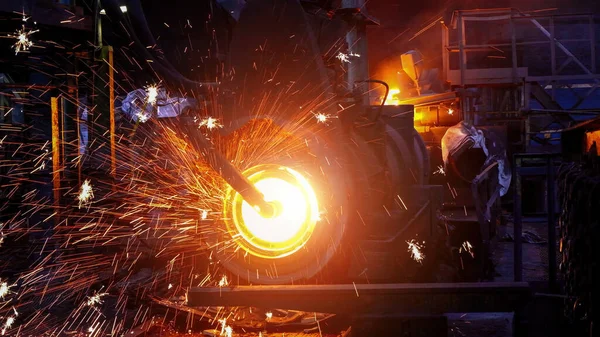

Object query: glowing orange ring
[223,164,319,259]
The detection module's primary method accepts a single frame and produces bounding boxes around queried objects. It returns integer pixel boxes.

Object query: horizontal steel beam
[527,74,600,82]
[187,282,531,315]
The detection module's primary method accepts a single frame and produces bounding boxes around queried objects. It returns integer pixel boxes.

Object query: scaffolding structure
[438,8,599,150]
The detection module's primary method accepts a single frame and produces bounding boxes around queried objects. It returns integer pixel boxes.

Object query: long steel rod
[180,123,273,216]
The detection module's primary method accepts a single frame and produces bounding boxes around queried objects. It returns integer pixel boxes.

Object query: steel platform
[188,282,531,315]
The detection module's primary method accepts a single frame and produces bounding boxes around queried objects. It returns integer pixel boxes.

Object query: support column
[342,0,370,106]
[51,97,61,209]
[90,46,115,174]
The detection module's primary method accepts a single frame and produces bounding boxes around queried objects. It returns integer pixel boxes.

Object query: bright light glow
[241,178,309,243]
[384,88,401,106]
[0,280,10,299]
[146,85,158,105]
[10,22,38,55]
[98,7,127,15]
[336,52,350,63]
[77,179,94,209]
[315,113,328,123]
[218,275,228,287]
[86,291,107,307]
[460,240,474,258]
[407,239,425,264]
[448,108,454,115]
[224,165,320,259]
[198,116,223,130]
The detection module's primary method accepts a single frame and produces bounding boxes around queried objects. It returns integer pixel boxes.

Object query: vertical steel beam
[441,21,449,83]
[590,15,596,74]
[546,156,557,291]
[549,17,556,100]
[513,156,523,282]
[51,97,61,208]
[457,13,467,122]
[343,0,369,106]
[458,13,466,86]
[510,18,518,84]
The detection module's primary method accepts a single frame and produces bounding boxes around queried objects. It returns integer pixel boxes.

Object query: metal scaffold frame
[443,8,599,113]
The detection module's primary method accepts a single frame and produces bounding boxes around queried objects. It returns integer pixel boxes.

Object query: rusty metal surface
[188,282,531,315]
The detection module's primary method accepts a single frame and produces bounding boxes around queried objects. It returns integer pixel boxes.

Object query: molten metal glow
[385,88,401,106]
[224,164,319,259]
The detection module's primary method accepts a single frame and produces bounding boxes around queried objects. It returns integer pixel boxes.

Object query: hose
[355,79,389,122]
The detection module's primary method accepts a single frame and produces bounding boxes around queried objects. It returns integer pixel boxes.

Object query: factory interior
[1,0,600,336]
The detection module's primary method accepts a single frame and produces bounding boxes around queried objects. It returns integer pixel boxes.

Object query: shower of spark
[433,165,446,176]
[8,13,38,55]
[198,116,223,130]
[1,316,15,336]
[0,223,5,248]
[218,275,229,287]
[336,52,360,63]
[77,179,94,209]
[0,7,347,335]
[1,309,17,336]
[336,52,350,63]
[314,112,331,124]
[218,318,233,337]
[406,239,425,264]
[460,241,475,258]
[0,280,10,299]
[146,84,159,105]
[86,291,108,307]
[136,111,151,123]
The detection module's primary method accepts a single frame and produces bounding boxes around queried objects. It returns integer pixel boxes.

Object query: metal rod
[441,21,449,82]
[550,17,556,100]
[180,123,273,216]
[446,39,591,51]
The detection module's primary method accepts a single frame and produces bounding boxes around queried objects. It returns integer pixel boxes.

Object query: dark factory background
[0,0,600,337]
